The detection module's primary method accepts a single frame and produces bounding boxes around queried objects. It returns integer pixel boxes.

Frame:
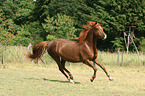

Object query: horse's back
[47,38,96,62]
[47,39,81,62]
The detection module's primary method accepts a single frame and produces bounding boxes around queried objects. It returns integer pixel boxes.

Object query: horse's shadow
[25,78,80,84]
[43,78,81,84]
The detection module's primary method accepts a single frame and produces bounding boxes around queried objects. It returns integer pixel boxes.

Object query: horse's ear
[100,21,102,25]
[95,21,98,25]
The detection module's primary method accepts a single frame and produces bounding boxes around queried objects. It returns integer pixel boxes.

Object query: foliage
[90,0,145,49]
[111,37,124,50]
[43,14,76,40]
[0,27,16,45]
[32,0,51,23]
[0,0,145,50]
[15,21,44,46]
[13,0,35,25]
[139,37,145,54]
[0,10,20,45]
[46,35,57,41]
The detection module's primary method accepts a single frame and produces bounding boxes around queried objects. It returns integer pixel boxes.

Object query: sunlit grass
[0,63,145,96]
[0,45,145,95]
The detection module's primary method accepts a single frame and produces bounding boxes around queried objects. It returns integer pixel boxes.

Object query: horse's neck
[85,29,97,53]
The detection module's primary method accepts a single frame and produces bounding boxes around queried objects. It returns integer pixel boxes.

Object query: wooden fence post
[121,50,124,67]
[26,43,32,54]
[26,43,46,65]
[1,46,6,68]
[117,48,120,66]
[25,43,34,63]
[129,34,141,66]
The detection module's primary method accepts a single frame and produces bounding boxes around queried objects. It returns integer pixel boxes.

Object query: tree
[0,9,20,45]
[91,0,145,50]
[13,0,35,25]
[139,37,145,54]
[48,0,97,27]
[32,0,51,23]
[43,14,76,40]
[15,21,43,46]
[0,0,145,51]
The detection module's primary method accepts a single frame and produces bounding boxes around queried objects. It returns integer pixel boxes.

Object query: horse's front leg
[93,58,114,81]
[84,60,97,82]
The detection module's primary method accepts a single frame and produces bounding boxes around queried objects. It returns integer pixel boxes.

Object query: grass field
[0,63,145,96]
[0,46,145,96]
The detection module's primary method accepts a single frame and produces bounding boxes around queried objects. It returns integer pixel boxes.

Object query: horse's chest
[80,44,95,60]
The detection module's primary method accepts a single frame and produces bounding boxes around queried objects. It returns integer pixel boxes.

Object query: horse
[25,21,114,83]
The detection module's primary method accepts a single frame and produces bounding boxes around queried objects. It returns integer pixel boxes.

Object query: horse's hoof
[109,77,114,81]
[69,79,75,84]
[90,78,94,82]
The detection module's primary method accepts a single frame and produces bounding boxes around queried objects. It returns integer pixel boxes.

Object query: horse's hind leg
[61,59,74,80]
[48,52,70,82]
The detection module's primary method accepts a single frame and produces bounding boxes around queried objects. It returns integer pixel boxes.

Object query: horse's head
[93,21,107,40]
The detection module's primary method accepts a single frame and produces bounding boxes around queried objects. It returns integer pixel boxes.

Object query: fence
[0,46,5,68]
[0,45,145,68]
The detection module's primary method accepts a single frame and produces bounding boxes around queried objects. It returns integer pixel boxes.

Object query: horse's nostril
[102,35,107,40]
[104,35,107,39]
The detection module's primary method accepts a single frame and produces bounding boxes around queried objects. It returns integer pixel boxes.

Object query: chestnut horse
[25,21,113,83]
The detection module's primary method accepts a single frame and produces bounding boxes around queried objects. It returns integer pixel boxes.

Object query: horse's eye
[97,28,99,30]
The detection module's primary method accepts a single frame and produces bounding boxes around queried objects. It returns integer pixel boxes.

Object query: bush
[139,37,145,54]
[46,35,57,41]
[43,14,76,40]
[15,21,44,46]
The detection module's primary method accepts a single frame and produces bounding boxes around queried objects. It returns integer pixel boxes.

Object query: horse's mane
[77,21,97,43]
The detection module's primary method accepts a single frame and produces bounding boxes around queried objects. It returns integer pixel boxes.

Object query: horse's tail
[24,41,49,60]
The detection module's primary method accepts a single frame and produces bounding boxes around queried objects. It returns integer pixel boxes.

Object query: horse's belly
[59,49,94,62]
[59,47,81,62]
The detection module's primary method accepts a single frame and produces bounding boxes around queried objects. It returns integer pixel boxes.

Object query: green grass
[0,45,145,96]
[0,63,145,96]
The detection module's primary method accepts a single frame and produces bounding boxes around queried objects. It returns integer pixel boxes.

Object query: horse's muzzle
[102,34,107,40]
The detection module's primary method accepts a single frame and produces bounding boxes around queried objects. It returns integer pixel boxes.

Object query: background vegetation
[0,46,145,66]
[0,0,145,52]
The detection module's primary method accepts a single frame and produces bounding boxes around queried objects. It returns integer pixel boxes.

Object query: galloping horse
[25,21,113,83]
